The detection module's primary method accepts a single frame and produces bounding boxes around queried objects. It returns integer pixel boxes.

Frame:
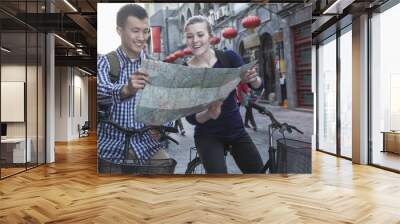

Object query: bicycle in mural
[185,104,311,174]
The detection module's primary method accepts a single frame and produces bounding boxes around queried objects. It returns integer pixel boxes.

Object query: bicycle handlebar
[250,103,304,135]
[290,125,303,134]
[100,120,179,144]
[280,123,303,135]
[251,103,281,125]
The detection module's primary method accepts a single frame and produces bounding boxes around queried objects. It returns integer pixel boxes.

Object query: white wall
[1,65,26,142]
[55,67,68,141]
[72,72,89,138]
[1,64,45,164]
[1,65,40,137]
[54,67,89,141]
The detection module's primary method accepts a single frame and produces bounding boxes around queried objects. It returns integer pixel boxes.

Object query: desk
[382,131,400,154]
[1,138,31,163]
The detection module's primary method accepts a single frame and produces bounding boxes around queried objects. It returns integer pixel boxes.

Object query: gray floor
[166,103,313,174]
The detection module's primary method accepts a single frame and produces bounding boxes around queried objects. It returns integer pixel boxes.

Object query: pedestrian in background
[236,82,257,131]
[174,118,186,136]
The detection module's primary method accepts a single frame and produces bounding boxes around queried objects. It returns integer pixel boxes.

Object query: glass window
[304,92,313,106]
[27,31,38,169]
[0,0,46,179]
[298,25,311,39]
[303,74,311,85]
[371,3,400,171]
[300,49,311,64]
[318,35,337,154]
[340,27,352,158]
[38,32,46,165]
[1,25,28,178]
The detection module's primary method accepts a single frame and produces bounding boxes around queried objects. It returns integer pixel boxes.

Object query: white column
[352,14,369,164]
[54,67,73,141]
[46,33,55,163]
[312,45,317,150]
[45,0,56,164]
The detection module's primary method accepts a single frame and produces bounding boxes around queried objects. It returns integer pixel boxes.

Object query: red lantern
[210,36,220,45]
[174,50,185,58]
[183,47,192,55]
[151,27,161,53]
[163,56,171,63]
[170,54,177,61]
[222,27,237,39]
[241,15,261,29]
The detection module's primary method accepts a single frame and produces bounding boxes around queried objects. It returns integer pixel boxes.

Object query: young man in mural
[97,4,171,172]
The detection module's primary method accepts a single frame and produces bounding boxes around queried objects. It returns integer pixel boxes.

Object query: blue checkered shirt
[97,47,165,163]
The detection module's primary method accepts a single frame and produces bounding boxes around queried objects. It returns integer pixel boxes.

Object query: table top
[381,131,400,134]
[1,138,30,143]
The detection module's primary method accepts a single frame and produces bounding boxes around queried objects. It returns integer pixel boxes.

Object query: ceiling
[0,0,98,73]
[311,0,390,39]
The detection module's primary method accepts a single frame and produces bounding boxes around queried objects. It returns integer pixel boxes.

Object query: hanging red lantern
[174,50,185,58]
[170,54,177,62]
[163,56,171,63]
[183,47,192,55]
[241,15,261,29]
[210,36,220,45]
[222,27,237,39]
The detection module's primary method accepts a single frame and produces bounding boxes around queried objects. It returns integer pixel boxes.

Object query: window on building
[339,26,352,158]
[317,35,337,155]
[371,2,400,171]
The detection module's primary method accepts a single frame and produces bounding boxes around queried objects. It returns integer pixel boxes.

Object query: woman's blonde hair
[184,15,213,35]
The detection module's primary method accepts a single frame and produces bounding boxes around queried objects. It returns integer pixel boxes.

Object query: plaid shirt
[97,47,164,163]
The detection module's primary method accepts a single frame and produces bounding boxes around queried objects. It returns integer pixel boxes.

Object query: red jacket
[235,82,251,104]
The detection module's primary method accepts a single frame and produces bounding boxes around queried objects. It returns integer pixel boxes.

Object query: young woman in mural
[184,16,264,174]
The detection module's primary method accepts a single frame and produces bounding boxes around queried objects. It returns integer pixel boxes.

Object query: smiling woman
[182,15,264,174]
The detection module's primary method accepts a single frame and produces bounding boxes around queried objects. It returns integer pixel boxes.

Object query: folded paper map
[134,59,257,125]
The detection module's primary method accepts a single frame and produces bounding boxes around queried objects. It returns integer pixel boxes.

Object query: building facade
[149,3,312,109]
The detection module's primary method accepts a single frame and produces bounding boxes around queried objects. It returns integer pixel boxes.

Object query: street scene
[145,3,313,174]
[144,3,312,108]
[96,2,313,175]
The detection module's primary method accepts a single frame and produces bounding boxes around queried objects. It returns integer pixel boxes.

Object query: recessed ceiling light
[63,0,78,12]
[1,47,11,53]
[78,67,92,76]
[323,0,355,15]
[54,34,75,48]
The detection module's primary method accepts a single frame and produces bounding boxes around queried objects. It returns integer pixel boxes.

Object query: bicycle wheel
[185,157,205,174]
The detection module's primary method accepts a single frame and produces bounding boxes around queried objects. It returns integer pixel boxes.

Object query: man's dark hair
[117,4,148,27]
